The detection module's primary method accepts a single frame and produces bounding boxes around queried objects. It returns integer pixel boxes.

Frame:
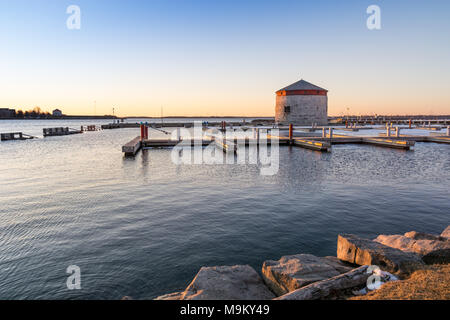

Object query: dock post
[140,124,145,140]
[176,128,181,141]
[322,127,326,138]
[289,123,293,143]
[447,126,450,137]
[396,127,400,137]
[144,125,149,140]
[256,128,260,143]
[409,119,412,129]
[386,127,391,137]
[329,127,333,140]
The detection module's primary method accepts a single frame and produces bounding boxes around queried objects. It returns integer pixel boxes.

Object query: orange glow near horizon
[2,84,449,118]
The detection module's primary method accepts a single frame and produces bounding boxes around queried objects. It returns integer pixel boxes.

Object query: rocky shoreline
[155,225,450,300]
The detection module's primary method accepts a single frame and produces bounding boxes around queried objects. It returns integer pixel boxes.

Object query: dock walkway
[43,127,82,137]
[1,132,36,141]
[122,126,450,156]
[122,136,142,156]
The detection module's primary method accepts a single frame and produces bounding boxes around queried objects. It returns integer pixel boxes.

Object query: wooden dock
[43,127,82,137]
[415,126,442,131]
[215,139,237,153]
[426,136,450,144]
[1,132,36,141]
[122,125,450,156]
[81,125,100,132]
[122,136,142,156]
[142,138,213,148]
[362,138,415,150]
[293,139,331,152]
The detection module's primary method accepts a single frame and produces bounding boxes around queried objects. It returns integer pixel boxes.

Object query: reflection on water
[0,120,449,299]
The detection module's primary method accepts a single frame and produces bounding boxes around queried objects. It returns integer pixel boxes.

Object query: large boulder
[276,266,370,300]
[373,235,417,253]
[422,249,450,264]
[441,226,450,239]
[322,256,355,274]
[337,234,424,275]
[375,233,450,264]
[404,231,444,241]
[262,254,353,296]
[156,265,275,300]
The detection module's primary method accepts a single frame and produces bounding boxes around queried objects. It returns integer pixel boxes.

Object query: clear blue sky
[1,0,449,116]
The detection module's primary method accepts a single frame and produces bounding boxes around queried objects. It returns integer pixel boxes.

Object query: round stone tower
[275,79,328,125]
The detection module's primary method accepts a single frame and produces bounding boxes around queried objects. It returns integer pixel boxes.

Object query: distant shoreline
[1,114,449,121]
[0,116,117,120]
[0,116,275,121]
[125,116,274,119]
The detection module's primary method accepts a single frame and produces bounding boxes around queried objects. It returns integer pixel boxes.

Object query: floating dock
[81,125,100,132]
[43,127,82,137]
[142,138,212,148]
[362,138,415,150]
[215,139,237,153]
[122,136,142,156]
[426,136,450,144]
[415,126,442,131]
[1,132,36,141]
[293,139,331,152]
[121,123,450,157]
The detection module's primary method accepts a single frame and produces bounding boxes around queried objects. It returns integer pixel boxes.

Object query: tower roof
[276,79,327,93]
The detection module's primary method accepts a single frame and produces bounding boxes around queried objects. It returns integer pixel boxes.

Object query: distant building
[0,108,16,118]
[275,79,328,125]
[52,109,63,117]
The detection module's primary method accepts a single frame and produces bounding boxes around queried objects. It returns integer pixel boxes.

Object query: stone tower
[275,79,328,125]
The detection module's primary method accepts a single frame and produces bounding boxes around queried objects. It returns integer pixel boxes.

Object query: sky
[0,0,449,117]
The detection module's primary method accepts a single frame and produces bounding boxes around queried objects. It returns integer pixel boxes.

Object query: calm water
[0,120,449,299]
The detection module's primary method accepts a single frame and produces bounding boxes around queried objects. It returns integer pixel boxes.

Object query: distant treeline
[14,107,51,119]
[0,107,116,119]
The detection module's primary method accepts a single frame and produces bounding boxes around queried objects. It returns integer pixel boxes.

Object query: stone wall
[275,95,328,125]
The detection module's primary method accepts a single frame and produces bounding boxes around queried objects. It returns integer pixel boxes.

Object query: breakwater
[156,226,450,300]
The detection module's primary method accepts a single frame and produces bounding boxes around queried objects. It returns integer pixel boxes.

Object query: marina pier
[0,132,36,141]
[121,123,450,157]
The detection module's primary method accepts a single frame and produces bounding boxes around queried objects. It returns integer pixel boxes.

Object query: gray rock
[422,249,450,264]
[404,231,445,241]
[374,234,417,253]
[179,265,275,300]
[441,226,450,239]
[323,256,355,274]
[375,233,450,265]
[337,234,424,275]
[262,254,351,296]
[276,266,370,300]
[375,234,450,255]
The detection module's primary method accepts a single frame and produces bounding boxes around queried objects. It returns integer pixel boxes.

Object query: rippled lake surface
[0,120,449,299]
